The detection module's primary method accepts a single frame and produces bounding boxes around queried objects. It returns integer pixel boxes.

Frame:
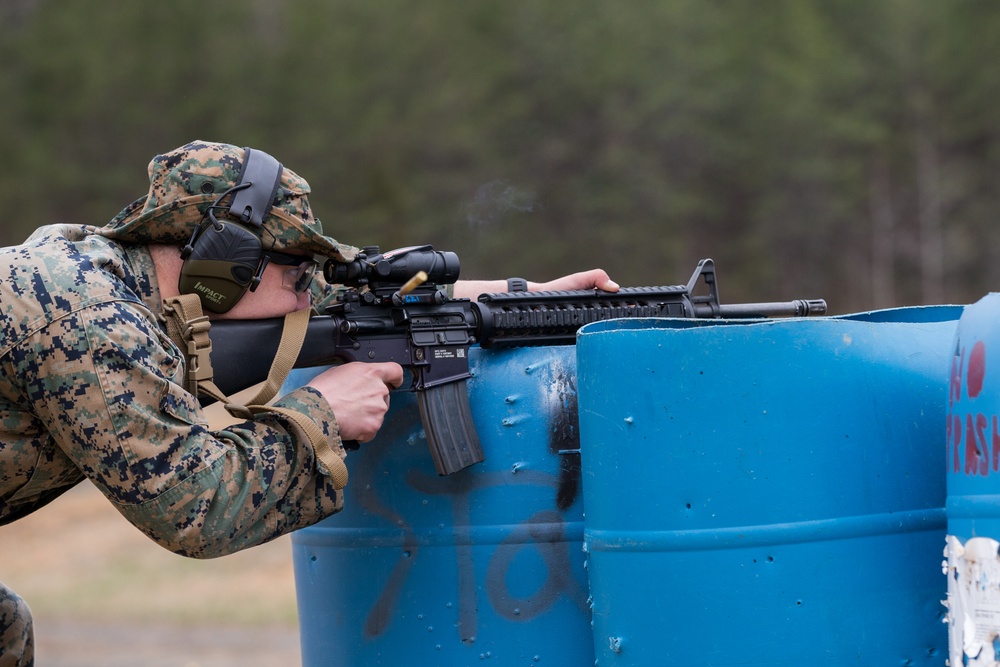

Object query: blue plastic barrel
[944,293,1000,665]
[576,307,961,666]
[290,346,593,666]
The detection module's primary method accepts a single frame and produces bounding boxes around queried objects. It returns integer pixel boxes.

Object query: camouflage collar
[120,243,162,317]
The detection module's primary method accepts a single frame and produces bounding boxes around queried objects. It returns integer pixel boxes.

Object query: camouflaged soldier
[0,140,617,665]
[0,140,405,666]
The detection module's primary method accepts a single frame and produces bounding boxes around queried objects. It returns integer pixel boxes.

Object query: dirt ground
[0,483,302,666]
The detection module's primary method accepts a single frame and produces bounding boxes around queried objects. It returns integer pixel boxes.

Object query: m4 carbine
[208,245,827,475]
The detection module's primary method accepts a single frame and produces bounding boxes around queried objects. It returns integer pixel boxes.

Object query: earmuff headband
[229,148,284,227]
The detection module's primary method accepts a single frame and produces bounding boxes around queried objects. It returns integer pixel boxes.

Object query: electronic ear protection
[178,148,284,313]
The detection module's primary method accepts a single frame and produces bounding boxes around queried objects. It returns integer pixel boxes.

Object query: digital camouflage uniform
[0,141,360,666]
[0,588,31,667]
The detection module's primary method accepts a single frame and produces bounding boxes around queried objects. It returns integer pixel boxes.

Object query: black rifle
[208,246,826,475]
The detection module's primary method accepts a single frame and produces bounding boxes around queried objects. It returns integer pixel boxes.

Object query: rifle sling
[160,294,348,489]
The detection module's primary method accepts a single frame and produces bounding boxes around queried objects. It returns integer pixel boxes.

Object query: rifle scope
[324,245,461,288]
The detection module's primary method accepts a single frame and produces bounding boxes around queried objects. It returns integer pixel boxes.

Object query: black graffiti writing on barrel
[484,509,589,620]
[351,408,425,638]
[352,436,588,641]
[407,468,588,642]
[349,354,588,641]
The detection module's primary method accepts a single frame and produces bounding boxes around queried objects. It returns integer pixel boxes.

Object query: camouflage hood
[93,140,357,261]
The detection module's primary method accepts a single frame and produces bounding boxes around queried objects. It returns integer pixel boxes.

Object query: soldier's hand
[536,269,619,292]
[308,362,405,443]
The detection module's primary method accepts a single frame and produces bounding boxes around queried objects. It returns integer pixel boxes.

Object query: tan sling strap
[160,294,228,400]
[160,294,348,489]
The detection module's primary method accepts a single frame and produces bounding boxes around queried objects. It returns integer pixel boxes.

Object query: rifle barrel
[701,299,828,319]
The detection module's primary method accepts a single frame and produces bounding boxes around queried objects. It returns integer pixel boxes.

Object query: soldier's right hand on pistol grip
[307,362,405,443]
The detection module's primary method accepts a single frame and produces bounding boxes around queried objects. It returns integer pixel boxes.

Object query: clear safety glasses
[265,250,319,293]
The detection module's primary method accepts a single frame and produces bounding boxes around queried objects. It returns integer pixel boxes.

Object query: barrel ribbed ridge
[585,508,945,552]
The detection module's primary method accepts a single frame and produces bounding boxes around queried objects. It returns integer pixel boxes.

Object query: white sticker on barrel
[945,535,1000,666]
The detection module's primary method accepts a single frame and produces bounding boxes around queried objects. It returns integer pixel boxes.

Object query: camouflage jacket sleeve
[8,295,345,559]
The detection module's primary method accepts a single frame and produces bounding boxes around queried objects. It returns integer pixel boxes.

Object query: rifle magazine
[417,379,485,475]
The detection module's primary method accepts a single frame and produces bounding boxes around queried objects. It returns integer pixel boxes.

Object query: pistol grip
[417,379,485,475]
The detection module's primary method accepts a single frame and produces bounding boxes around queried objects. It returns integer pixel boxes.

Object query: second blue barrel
[576,307,962,666]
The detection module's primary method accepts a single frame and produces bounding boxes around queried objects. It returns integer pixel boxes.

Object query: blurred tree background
[2,0,1000,312]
